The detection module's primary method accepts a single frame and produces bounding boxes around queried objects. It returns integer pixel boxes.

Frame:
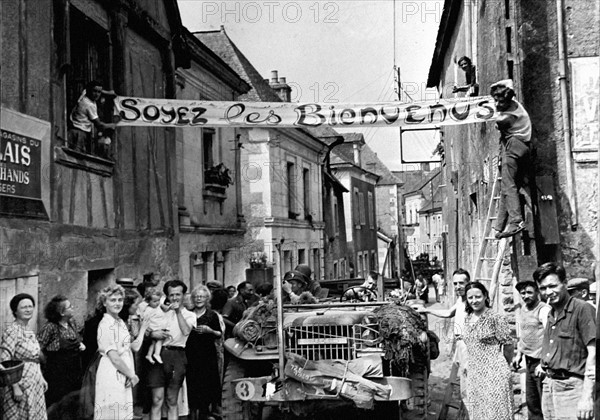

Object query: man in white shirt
[512,280,550,420]
[68,80,117,154]
[419,268,470,401]
[146,279,195,420]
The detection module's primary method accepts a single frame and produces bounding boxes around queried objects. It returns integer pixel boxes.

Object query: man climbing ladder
[490,79,533,239]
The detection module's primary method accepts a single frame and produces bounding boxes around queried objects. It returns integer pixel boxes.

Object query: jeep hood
[283,310,374,327]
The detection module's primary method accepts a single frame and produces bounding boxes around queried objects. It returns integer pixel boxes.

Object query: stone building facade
[0,0,187,328]
[175,30,251,290]
[330,134,379,279]
[427,0,599,293]
[197,28,327,284]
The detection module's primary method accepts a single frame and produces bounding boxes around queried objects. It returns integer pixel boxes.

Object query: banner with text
[114,96,497,129]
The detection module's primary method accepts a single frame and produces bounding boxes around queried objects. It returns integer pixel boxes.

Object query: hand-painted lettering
[405,105,425,123]
[476,99,495,120]
[339,109,356,125]
[176,107,190,125]
[450,101,471,121]
[190,107,208,126]
[119,98,141,121]
[428,103,448,123]
[380,106,401,124]
[295,104,326,127]
[142,105,160,122]
[160,106,177,124]
[360,107,378,124]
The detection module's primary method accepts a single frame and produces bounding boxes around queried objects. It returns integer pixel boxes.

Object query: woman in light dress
[94,285,148,420]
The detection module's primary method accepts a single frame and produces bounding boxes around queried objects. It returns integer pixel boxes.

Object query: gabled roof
[182,28,250,95]
[341,132,365,144]
[194,28,282,102]
[303,126,344,146]
[195,27,330,148]
[329,132,367,165]
[360,145,400,185]
[426,0,462,88]
[330,144,355,165]
[401,168,442,196]
[418,187,443,213]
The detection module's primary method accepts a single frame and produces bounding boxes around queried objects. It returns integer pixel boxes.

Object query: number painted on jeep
[235,380,255,401]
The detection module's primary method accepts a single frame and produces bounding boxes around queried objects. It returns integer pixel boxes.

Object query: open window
[56,7,115,174]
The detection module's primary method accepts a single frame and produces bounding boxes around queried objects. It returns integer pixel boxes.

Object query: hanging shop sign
[0,107,50,219]
[114,96,497,129]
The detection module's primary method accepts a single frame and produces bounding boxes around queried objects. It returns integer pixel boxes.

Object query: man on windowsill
[68,80,117,157]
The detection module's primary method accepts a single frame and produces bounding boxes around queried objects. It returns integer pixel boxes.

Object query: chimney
[353,143,361,167]
[269,69,292,102]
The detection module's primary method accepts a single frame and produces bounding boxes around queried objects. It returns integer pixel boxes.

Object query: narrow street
[421,292,457,420]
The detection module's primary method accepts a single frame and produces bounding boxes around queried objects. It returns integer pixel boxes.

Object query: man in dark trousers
[490,79,533,239]
[534,262,596,420]
[512,279,551,420]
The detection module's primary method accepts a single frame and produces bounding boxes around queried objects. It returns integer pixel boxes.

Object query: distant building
[196,28,327,283]
[398,168,442,262]
[175,29,251,289]
[361,145,402,279]
[330,134,379,279]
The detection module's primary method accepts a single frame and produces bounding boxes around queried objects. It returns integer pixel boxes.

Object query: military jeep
[221,282,430,420]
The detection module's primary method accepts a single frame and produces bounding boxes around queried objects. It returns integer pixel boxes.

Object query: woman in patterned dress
[38,295,85,408]
[186,285,222,420]
[463,282,514,420]
[94,285,146,420]
[0,293,48,420]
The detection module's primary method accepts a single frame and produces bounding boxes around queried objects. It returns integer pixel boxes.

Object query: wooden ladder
[472,174,509,305]
[436,362,468,420]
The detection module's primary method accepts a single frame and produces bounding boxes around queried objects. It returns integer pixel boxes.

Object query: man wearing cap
[294,264,324,298]
[533,262,596,420]
[222,281,258,336]
[567,278,593,306]
[512,279,551,420]
[490,79,532,239]
[281,270,308,304]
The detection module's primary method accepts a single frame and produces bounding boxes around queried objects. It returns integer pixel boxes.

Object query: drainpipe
[596,145,600,308]
[556,0,578,229]
[234,132,244,225]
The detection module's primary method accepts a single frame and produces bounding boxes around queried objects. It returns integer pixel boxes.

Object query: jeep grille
[285,324,355,360]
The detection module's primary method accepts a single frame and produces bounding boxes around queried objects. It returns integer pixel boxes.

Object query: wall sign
[0,108,50,219]
[570,56,599,151]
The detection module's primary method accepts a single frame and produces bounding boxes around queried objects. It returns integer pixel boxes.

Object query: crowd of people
[0,264,321,420]
[420,262,596,420]
[0,259,595,420]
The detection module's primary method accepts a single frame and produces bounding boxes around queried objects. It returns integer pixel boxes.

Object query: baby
[141,287,169,364]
